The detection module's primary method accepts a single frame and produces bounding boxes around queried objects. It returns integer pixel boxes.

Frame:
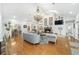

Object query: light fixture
[34,6,42,22]
[13,16,16,19]
[50,10,58,14]
[69,11,73,14]
[52,3,55,5]
[34,6,43,34]
[68,26,71,30]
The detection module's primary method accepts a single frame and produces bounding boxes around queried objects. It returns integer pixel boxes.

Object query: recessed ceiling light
[69,11,73,14]
[68,26,71,30]
[13,16,16,19]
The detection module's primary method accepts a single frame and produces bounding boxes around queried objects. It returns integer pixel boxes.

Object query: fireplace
[44,27,52,33]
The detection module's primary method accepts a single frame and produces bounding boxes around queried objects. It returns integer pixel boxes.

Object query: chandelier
[34,7,42,22]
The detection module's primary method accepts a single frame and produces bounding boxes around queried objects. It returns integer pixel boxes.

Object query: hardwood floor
[6,34,72,55]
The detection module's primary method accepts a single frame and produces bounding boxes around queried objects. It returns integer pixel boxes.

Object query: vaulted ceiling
[0,3,79,22]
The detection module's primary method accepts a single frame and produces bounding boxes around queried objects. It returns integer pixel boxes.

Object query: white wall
[75,23,78,39]
[75,14,79,40]
[53,17,75,37]
[54,24,66,36]
[0,4,3,42]
[65,22,75,37]
[0,13,3,42]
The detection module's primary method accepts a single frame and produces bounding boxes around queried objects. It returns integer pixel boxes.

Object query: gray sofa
[23,33,41,44]
[23,32,57,44]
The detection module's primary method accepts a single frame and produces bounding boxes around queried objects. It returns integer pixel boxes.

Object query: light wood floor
[6,34,73,55]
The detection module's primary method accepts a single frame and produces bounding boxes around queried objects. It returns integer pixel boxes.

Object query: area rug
[71,48,79,55]
[69,42,79,55]
[69,42,79,48]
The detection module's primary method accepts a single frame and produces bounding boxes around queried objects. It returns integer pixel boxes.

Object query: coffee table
[40,33,48,44]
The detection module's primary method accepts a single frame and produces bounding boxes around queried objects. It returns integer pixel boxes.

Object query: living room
[0,3,79,55]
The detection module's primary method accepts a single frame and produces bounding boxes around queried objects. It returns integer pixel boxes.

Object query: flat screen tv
[55,20,63,25]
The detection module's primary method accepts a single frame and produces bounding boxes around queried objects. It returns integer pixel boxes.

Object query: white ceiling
[1,3,79,22]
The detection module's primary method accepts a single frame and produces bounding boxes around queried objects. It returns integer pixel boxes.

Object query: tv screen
[55,20,63,25]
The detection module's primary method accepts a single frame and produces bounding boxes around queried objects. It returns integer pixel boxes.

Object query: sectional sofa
[23,32,57,44]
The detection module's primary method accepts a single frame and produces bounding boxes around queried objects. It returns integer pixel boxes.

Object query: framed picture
[49,17,53,26]
[33,26,36,29]
[4,24,7,27]
[44,18,47,26]
[23,25,27,28]
[27,26,30,31]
